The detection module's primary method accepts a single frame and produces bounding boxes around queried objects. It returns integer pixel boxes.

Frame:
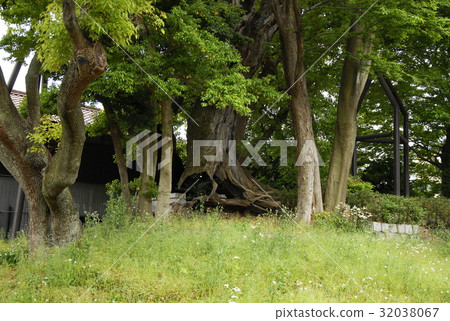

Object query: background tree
[270,0,324,222]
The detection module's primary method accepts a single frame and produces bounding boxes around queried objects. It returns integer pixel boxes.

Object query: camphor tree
[0,0,160,250]
[88,0,283,214]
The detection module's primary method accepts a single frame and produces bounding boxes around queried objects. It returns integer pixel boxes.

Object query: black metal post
[378,74,401,196]
[357,78,372,113]
[393,103,401,195]
[351,143,357,176]
[7,62,27,239]
[7,62,22,91]
[404,116,410,196]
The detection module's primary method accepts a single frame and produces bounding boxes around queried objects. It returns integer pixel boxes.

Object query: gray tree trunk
[271,0,323,223]
[325,23,373,211]
[155,99,173,219]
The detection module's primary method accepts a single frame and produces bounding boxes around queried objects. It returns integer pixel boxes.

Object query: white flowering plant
[315,203,372,232]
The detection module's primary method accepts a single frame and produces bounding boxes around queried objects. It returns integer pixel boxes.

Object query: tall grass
[0,210,448,303]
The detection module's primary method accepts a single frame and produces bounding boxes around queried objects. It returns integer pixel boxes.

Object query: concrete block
[372,221,383,232]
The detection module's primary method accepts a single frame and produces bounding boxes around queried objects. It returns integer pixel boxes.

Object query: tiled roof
[10,90,26,108]
[10,89,101,124]
[81,106,101,124]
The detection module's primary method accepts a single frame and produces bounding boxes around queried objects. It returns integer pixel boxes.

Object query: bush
[103,180,131,229]
[347,177,374,193]
[315,204,372,232]
[347,190,449,228]
[417,197,450,229]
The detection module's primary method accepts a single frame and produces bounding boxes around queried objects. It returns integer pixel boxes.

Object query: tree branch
[305,0,337,13]
[62,0,87,49]
[25,54,42,128]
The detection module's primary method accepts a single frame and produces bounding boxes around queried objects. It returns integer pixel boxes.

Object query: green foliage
[26,115,62,154]
[1,0,163,71]
[0,234,28,267]
[201,72,256,115]
[36,0,162,72]
[347,176,374,194]
[18,85,60,118]
[129,177,158,199]
[85,110,109,137]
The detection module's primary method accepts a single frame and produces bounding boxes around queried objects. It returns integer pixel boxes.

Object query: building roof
[10,89,101,125]
[10,90,26,108]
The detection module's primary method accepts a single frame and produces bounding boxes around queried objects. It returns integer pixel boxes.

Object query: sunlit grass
[0,211,448,303]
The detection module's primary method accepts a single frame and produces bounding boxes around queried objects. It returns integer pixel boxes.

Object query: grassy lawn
[0,211,448,303]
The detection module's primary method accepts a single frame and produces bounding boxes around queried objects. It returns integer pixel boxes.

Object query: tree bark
[155,99,173,219]
[324,23,373,211]
[270,0,323,223]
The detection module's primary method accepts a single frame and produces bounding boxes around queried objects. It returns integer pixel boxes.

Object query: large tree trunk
[324,23,373,211]
[178,0,280,213]
[155,99,173,219]
[0,0,107,250]
[42,1,107,245]
[271,0,323,223]
[179,104,279,212]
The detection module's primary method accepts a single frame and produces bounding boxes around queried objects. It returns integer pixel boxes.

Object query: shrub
[347,190,448,228]
[315,204,372,232]
[417,197,450,229]
[347,176,374,193]
[103,180,131,229]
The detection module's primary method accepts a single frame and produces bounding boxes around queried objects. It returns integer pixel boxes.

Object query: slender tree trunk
[155,99,173,219]
[441,126,450,198]
[271,0,323,223]
[103,101,132,211]
[324,23,373,211]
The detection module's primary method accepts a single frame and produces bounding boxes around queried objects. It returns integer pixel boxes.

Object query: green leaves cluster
[1,0,163,71]
[26,115,62,154]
